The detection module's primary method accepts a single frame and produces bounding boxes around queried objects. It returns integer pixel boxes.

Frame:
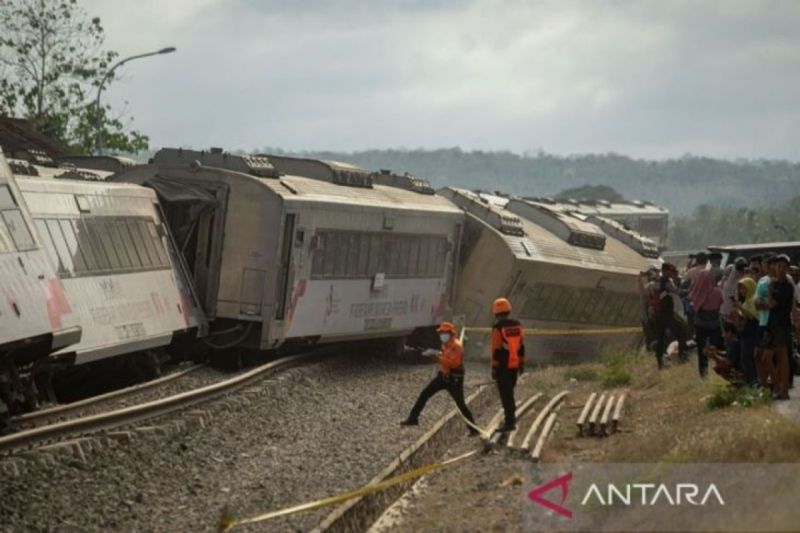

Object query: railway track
[0,351,320,456]
[11,363,205,429]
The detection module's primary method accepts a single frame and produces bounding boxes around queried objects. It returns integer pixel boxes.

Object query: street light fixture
[94,46,176,155]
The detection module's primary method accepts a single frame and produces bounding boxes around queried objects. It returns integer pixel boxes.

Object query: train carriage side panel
[271,198,462,345]
[0,150,81,362]
[441,187,655,364]
[15,177,197,365]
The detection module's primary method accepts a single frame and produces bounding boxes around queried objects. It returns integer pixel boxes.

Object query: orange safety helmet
[437,322,457,334]
[492,297,512,315]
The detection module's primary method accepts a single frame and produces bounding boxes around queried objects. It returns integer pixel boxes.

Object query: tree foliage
[0,0,148,154]
[284,148,800,218]
[555,184,624,202]
[669,196,800,250]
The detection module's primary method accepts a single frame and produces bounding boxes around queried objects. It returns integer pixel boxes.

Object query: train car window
[433,237,447,277]
[366,234,380,275]
[137,220,162,268]
[45,219,74,274]
[84,219,112,271]
[0,219,13,252]
[408,237,420,276]
[333,233,348,277]
[108,221,133,268]
[552,286,576,321]
[0,185,16,208]
[417,237,430,277]
[127,220,153,267]
[95,220,123,270]
[2,209,36,251]
[295,228,305,248]
[357,234,370,276]
[145,221,170,267]
[73,219,101,272]
[34,219,62,271]
[116,220,142,268]
[59,219,88,274]
[347,233,360,276]
[385,235,400,276]
[400,237,417,276]
[311,232,326,276]
[322,233,336,277]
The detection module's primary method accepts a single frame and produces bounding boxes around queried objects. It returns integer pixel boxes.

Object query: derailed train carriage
[13,175,205,378]
[439,188,660,364]
[113,149,464,353]
[0,149,82,420]
[0,149,206,412]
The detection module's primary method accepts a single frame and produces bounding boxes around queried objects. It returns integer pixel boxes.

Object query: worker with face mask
[401,322,478,435]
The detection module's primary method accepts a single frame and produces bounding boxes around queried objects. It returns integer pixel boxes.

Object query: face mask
[439,333,451,343]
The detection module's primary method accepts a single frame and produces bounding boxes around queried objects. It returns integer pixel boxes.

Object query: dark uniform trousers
[495,367,518,426]
[408,372,476,425]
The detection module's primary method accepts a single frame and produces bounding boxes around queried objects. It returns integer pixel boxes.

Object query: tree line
[0,0,147,154]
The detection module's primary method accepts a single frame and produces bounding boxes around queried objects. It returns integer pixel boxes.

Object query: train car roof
[441,187,656,273]
[260,173,461,214]
[525,197,669,216]
[708,241,800,252]
[124,149,461,216]
[8,158,115,182]
[14,174,158,198]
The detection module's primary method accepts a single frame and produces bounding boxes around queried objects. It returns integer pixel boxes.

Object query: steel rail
[0,351,318,455]
[12,364,204,427]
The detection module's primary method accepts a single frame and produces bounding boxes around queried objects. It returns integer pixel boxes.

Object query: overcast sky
[84,0,800,160]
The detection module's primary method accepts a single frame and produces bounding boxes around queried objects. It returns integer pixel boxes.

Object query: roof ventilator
[371,169,435,194]
[506,199,606,250]
[152,148,280,178]
[587,215,659,258]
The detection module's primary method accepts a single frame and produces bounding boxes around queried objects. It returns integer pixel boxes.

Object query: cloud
[82,0,800,159]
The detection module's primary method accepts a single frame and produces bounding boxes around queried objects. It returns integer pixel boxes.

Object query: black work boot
[497,422,516,432]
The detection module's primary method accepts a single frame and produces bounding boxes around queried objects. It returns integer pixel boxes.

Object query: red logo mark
[528,471,573,519]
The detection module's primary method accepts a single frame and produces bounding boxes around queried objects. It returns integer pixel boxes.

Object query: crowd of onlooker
[640,252,800,400]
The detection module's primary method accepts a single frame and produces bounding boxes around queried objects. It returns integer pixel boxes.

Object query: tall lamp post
[94,46,176,155]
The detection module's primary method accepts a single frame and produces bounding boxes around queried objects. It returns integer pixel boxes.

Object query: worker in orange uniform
[491,298,525,432]
[401,322,478,435]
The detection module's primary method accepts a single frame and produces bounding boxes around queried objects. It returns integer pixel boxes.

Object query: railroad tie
[587,392,607,436]
[599,395,616,437]
[576,392,597,436]
[611,393,627,433]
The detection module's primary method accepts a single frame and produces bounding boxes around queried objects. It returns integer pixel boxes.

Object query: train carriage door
[151,179,228,318]
[275,214,296,320]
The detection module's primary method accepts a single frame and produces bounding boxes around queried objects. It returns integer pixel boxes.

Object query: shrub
[705,384,772,411]
[601,350,634,388]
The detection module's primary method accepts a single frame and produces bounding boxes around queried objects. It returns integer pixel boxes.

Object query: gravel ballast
[0,352,494,531]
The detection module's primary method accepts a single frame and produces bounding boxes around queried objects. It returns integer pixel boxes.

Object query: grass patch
[601,350,634,388]
[564,366,600,382]
[705,383,772,411]
[596,350,800,463]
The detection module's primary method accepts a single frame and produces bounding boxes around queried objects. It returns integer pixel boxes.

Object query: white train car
[13,173,204,369]
[114,149,464,352]
[0,149,81,419]
[441,188,659,364]
[525,197,669,250]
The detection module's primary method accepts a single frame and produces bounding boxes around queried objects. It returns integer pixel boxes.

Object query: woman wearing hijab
[732,277,759,386]
[690,270,724,378]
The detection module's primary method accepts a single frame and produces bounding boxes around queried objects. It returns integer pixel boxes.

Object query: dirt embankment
[374,350,800,532]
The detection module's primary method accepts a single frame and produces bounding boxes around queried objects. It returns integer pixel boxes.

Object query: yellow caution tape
[218,448,478,532]
[464,326,641,336]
